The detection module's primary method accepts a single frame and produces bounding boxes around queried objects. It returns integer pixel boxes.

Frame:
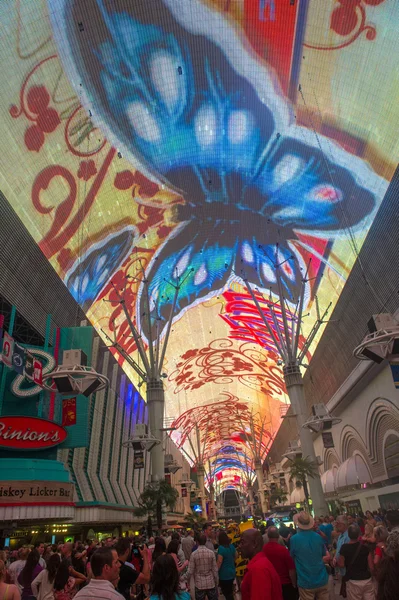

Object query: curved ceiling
[0,0,398,489]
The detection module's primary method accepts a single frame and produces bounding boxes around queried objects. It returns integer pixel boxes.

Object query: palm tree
[288,456,319,508]
[269,487,288,507]
[134,480,179,534]
[184,511,207,532]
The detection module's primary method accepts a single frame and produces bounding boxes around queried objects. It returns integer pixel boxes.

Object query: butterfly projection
[51,0,385,340]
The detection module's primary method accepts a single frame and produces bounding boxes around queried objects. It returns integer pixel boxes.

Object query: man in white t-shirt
[8,547,30,590]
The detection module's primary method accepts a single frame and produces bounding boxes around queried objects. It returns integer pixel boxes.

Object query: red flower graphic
[78,160,97,181]
[24,125,45,152]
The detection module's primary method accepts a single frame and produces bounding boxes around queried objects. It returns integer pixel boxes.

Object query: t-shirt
[8,559,26,589]
[241,553,283,600]
[340,542,371,581]
[117,562,139,600]
[375,546,385,559]
[218,544,236,581]
[263,542,295,585]
[318,523,333,545]
[18,563,43,599]
[290,529,328,590]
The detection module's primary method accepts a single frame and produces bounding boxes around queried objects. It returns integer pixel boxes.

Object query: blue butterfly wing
[65,226,135,311]
[237,239,304,304]
[250,135,377,233]
[59,0,383,337]
[138,221,236,338]
[66,0,279,200]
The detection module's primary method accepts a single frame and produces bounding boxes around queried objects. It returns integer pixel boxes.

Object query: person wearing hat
[289,512,329,600]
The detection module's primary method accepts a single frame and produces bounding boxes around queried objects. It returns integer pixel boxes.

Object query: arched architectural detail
[365,398,399,480]
[382,429,399,480]
[340,426,374,478]
[323,448,341,472]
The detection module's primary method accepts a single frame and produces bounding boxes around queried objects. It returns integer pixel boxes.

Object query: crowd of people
[0,508,398,600]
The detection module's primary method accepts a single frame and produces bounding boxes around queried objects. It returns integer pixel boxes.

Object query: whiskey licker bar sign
[0,416,67,450]
[0,481,74,505]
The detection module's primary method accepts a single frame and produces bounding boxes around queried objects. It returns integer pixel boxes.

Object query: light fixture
[123,423,161,451]
[354,313,399,364]
[42,364,109,397]
[303,404,341,433]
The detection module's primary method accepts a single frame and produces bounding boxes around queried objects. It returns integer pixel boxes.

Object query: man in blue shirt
[318,517,334,547]
[290,512,329,600]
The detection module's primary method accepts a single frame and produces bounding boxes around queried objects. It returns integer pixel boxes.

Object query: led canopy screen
[0,0,397,487]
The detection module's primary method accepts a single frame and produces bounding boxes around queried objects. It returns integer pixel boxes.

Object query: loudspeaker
[82,378,102,397]
[361,347,384,364]
[54,376,75,393]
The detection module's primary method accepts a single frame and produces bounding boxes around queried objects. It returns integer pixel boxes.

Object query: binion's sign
[0,416,67,450]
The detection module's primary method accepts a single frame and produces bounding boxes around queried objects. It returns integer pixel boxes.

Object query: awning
[321,467,337,495]
[336,454,371,490]
[290,487,305,504]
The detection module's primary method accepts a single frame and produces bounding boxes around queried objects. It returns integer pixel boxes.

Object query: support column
[284,365,328,516]
[147,378,165,482]
[247,486,255,516]
[197,464,207,516]
[254,459,268,517]
[209,485,217,520]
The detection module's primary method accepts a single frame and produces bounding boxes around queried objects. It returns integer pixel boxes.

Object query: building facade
[0,195,190,546]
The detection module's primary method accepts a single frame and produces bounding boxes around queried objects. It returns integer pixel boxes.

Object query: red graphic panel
[244,0,299,93]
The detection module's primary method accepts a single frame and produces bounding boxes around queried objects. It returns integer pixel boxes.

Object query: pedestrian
[0,560,20,600]
[290,512,329,600]
[373,526,388,569]
[217,531,236,600]
[152,538,167,562]
[150,554,190,600]
[338,524,374,600]
[202,524,215,552]
[181,531,195,561]
[73,548,124,600]
[239,528,282,600]
[334,515,350,577]
[18,549,43,600]
[263,527,286,547]
[33,543,46,569]
[385,509,399,555]
[186,534,218,600]
[115,538,150,600]
[170,533,187,566]
[167,540,189,591]
[61,543,86,585]
[318,518,334,547]
[263,527,298,600]
[31,554,61,600]
[164,531,173,549]
[365,512,376,528]
[376,550,399,600]
[362,524,375,545]
[72,545,86,576]
[53,560,77,600]
[8,548,30,591]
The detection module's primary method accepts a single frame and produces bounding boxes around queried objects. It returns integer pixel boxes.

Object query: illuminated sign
[0,481,74,505]
[0,416,67,450]
[1,332,14,367]
[0,0,397,488]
